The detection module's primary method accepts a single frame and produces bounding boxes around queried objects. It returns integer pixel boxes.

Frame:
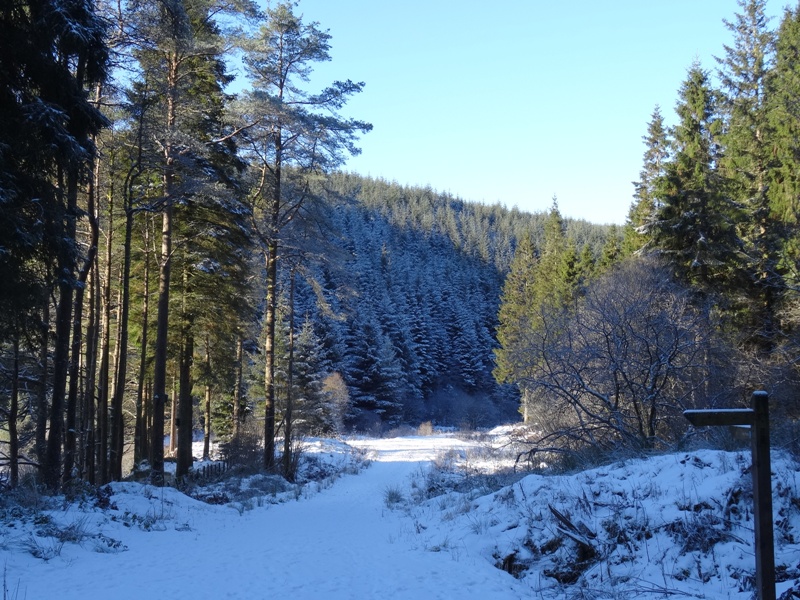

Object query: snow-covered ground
[2,431,800,599]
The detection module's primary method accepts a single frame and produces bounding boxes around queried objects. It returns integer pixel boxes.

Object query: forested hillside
[278,173,612,432]
[0,0,614,488]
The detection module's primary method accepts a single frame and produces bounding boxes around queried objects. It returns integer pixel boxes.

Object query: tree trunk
[134,217,152,466]
[96,191,114,484]
[35,301,49,467]
[203,338,211,461]
[169,377,177,457]
[151,54,178,485]
[282,271,295,480]
[64,140,101,486]
[45,166,78,490]
[232,334,244,438]
[176,327,194,478]
[263,246,277,471]
[83,259,100,484]
[117,74,146,476]
[109,266,125,480]
[9,336,20,488]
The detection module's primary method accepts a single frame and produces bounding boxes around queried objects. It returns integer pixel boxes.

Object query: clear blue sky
[281,0,788,224]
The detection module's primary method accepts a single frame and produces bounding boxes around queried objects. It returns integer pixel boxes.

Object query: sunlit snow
[3,431,800,599]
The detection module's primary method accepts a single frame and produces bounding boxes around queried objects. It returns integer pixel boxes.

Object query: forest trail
[13,435,528,600]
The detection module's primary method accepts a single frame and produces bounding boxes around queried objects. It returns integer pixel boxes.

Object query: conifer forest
[4,0,800,494]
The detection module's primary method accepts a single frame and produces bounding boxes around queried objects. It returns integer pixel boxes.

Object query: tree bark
[263,245,277,471]
[83,257,100,484]
[64,136,101,486]
[233,334,244,438]
[9,336,20,488]
[151,54,178,485]
[169,377,177,457]
[176,326,194,478]
[109,266,125,480]
[96,191,114,484]
[263,128,281,472]
[203,337,211,461]
[35,301,49,467]
[134,218,152,466]
[282,270,295,480]
[45,166,77,490]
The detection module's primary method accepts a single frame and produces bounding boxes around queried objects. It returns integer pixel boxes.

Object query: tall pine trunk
[151,55,179,484]
[96,192,114,484]
[35,302,49,467]
[82,262,100,484]
[263,135,281,471]
[134,218,152,466]
[282,271,295,480]
[45,166,78,490]
[176,325,194,478]
[232,334,244,438]
[64,136,101,485]
[109,268,124,479]
[263,246,277,471]
[9,337,20,488]
[203,338,211,461]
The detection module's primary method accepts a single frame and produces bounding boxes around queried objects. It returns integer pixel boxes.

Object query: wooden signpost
[684,391,775,600]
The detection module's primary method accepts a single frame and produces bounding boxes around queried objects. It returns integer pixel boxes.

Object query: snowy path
[9,436,529,599]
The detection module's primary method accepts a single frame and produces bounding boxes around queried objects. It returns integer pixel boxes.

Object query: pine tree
[291,317,330,434]
[535,200,578,307]
[0,0,110,488]
[769,6,800,230]
[234,1,370,468]
[127,0,251,481]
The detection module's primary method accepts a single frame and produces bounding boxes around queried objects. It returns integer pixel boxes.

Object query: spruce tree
[769,6,800,228]
[718,0,783,350]
[493,233,538,385]
[623,106,670,256]
[650,63,740,293]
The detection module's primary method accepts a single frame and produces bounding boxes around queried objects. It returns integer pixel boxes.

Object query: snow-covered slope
[2,433,800,599]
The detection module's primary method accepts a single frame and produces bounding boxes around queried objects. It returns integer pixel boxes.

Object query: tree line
[0,0,619,490]
[0,0,373,489]
[495,0,800,463]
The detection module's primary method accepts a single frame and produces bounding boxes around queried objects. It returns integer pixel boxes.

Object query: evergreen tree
[597,225,621,274]
[769,5,800,229]
[291,317,330,434]
[650,63,740,293]
[127,0,251,481]
[493,233,538,386]
[767,2,800,343]
[718,0,784,350]
[0,0,110,488]
[535,200,578,307]
[623,106,670,256]
[234,1,370,468]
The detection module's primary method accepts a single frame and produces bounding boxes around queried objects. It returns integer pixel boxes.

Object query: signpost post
[684,391,775,600]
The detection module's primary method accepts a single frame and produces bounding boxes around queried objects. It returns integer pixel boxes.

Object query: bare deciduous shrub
[516,258,736,463]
